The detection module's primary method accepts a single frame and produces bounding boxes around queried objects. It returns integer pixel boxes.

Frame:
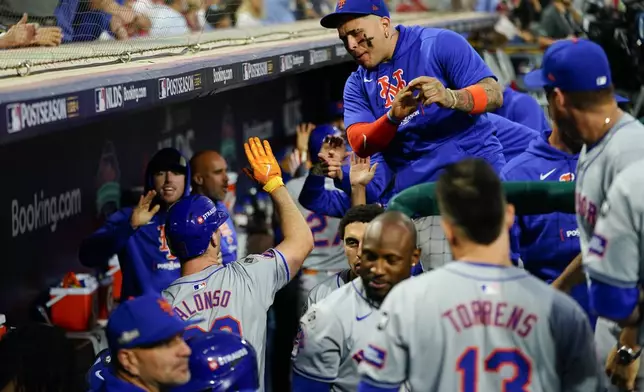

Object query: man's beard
[552,107,584,153]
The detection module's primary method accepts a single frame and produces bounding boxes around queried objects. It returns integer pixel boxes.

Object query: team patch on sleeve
[363,344,387,369]
[260,249,276,258]
[291,324,306,359]
[589,234,607,257]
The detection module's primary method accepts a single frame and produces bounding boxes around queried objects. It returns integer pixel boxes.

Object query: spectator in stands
[536,0,582,45]
[235,0,264,27]
[0,13,62,48]
[264,0,296,24]
[201,1,233,29]
[132,0,190,37]
[55,0,150,42]
[0,323,83,392]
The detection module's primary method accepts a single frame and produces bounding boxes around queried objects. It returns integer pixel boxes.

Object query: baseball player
[284,126,347,304]
[523,38,644,390]
[583,161,644,391]
[96,294,195,391]
[171,330,260,392]
[320,0,506,194]
[162,137,313,392]
[291,210,420,392]
[79,148,191,298]
[357,158,602,392]
[500,122,595,327]
[305,203,385,312]
[190,150,238,264]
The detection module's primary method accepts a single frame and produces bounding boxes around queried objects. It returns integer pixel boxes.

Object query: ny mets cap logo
[158,298,175,316]
[337,0,346,9]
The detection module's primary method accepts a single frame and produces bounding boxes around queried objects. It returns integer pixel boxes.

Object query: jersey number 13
[457,347,531,392]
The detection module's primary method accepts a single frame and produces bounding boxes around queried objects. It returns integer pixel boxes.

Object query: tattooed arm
[450,77,504,112]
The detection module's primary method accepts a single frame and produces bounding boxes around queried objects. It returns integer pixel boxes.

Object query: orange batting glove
[243,137,283,193]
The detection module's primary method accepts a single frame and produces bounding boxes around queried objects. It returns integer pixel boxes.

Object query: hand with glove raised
[243,137,283,193]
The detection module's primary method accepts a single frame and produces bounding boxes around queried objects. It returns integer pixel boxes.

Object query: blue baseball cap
[523,39,628,102]
[320,0,390,29]
[107,295,199,353]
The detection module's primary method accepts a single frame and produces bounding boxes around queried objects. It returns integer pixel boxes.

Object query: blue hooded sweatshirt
[79,148,191,299]
[488,113,540,163]
[494,86,550,132]
[501,132,594,326]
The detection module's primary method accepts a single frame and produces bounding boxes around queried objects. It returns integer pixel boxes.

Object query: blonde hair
[236,0,264,20]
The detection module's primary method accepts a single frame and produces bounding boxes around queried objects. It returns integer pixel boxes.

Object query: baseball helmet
[165,195,229,261]
[171,331,260,392]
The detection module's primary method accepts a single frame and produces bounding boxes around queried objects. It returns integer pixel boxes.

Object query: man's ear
[411,247,421,267]
[505,203,516,231]
[193,174,204,186]
[117,349,140,376]
[440,217,454,245]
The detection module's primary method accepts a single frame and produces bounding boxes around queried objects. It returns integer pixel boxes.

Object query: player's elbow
[347,125,370,158]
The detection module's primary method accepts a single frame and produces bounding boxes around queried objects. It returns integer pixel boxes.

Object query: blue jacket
[343,25,505,192]
[215,200,238,264]
[501,132,593,324]
[488,113,540,163]
[299,153,392,218]
[494,87,550,132]
[79,152,191,299]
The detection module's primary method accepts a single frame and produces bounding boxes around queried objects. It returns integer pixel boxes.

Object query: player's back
[285,176,345,270]
[162,250,290,392]
[401,262,601,392]
[576,112,644,250]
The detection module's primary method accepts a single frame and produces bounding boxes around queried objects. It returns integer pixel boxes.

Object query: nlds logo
[95,86,123,113]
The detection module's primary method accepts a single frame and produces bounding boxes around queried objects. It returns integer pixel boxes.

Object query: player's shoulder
[608,161,644,201]
[500,145,542,179]
[300,284,352,332]
[233,249,282,268]
[309,273,340,299]
[607,114,644,152]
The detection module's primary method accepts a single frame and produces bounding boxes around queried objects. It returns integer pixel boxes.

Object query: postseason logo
[279,54,305,73]
[6,96,79,134]
[309,49,331,66]
[158,74,202,100]
[95,85,148,113]
[242,60,273,81]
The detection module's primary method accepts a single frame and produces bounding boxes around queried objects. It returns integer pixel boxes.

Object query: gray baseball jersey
[291,277,409,392]
[285,176,345,271]
[584,162,644,320]
[358,262,602,392]
[302,268,352,316]
[576,113,644,256]
[162,248,290,392]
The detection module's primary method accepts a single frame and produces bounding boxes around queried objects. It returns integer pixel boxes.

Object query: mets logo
[157,298,174,316]
[559,172,575,182]
[337,0,345,9]
[378,69,406,109]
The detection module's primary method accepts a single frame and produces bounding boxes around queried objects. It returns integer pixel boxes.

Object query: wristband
[464,85,488,115]
[263,177,284,194]
[386,110,402,125]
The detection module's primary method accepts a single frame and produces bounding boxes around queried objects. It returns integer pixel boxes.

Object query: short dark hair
[436,158,505,245]
[546,85,615,110]
[339,204,385,239]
